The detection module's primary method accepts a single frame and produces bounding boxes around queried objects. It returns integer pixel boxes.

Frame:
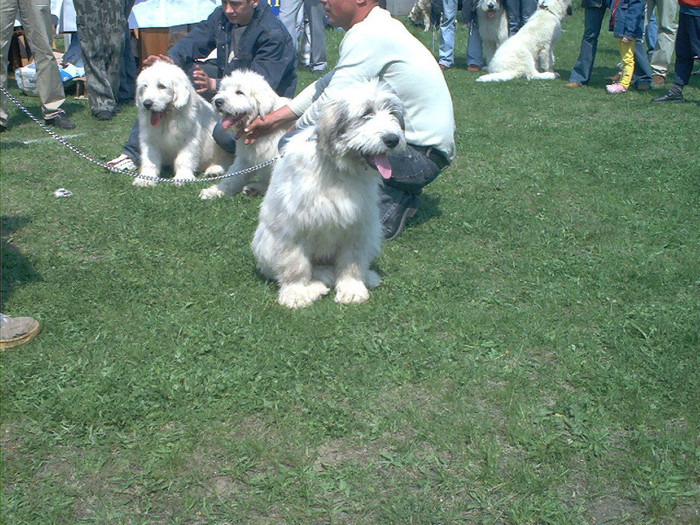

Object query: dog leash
[0,83,280,185]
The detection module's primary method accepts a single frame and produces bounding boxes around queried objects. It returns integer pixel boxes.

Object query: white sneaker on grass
[107,154,137,172]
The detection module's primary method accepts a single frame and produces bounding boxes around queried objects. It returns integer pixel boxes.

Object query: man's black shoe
[45,112,76,129]
[652,90,683,103]
[94,110,113,121]
[383,193,419,241]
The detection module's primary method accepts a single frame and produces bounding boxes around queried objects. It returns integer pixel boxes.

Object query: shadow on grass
[1,215,42,309]
[411,192,442,230]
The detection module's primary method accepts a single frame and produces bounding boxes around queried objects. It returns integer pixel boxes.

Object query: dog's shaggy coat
[477,0,573,82]
[252,81,406,309]
[476,0,509,65]
[134,61,233,186]
[408,0,434,31]
[199,70,289,199]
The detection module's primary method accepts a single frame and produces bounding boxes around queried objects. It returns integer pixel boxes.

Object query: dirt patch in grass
[586,493,646,523]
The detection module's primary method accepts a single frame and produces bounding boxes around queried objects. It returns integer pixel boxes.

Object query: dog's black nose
[383,133,400,149]
[143,99,153,110]
[214,98,224,109]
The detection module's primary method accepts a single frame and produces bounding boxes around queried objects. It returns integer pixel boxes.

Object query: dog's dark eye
[362,108,374,120]
[236,90,244,95]
[157,82,166,89]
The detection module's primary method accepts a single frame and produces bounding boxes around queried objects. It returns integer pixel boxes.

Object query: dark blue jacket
[608,0,645,39]
[167,3,297,98]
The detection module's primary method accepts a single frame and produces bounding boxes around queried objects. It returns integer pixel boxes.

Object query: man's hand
[142,54,173,68]
[193,65,217,95]
[239,106,298,144]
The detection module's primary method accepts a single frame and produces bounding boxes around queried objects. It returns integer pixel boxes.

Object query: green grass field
[2,10,699,524]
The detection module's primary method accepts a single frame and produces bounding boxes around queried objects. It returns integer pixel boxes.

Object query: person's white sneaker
[106,154,137,172]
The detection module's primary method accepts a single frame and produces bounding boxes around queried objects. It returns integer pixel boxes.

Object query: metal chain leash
[0,83,279,184]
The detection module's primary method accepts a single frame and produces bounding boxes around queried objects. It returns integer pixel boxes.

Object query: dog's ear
[255,95,277,121]
[317,98,349,156]
[172,80,191,109]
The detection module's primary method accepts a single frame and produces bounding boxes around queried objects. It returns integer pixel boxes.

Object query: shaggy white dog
[476,0,573,82]
[134,61,233,187]
[408,0,434,31]
[476,0,509,65]
[199,70,289,200]
[252,80,406,309]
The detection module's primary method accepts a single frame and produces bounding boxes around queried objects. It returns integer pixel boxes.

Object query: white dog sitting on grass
[199,70,289,200]
[133,61,234,187]
[477,0,573,82]
[252,80,406,309]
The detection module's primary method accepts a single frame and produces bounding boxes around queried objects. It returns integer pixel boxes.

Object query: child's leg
[619,38,636,89]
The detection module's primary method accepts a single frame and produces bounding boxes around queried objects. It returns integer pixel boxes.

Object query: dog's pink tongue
[150,111,164,127]
[487,10,496,17]
[221,115,238,131]
[373,154,393,179]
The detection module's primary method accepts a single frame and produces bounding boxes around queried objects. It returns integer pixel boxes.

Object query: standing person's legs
[619,38,636,89]
[521,0,538,26]
[17,0,67,119]
[652,13,699,102]
[73,0,126,117]
[645,4,658,53]
[0,0,19,129]
[467,20,484,69]
[632,38,653,86]
[505,0,521,34]
[438,0,458,68]
[568,5,606,85]
[650,0,678,80]
[118,1,137,102]
[672,13,700,87]
[305,0,327,72]
[103,1,127,103]
[279,0,303,51]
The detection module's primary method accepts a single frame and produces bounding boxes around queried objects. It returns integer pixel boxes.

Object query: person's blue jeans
[439,0,458,67]
[646,9,658,55]
[673,12,700,88]
[569,5,607,85]
[505,0,537,35]
[467,22,484,68]
[569,5,653,86]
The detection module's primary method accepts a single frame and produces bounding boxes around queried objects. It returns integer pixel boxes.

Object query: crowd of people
[433,0,697,100]
[1,0,697,347]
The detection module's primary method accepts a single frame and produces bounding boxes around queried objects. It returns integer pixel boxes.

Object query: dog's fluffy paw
[335,279,370,304]
[173,170,195,187]
[278,281,330,309]
[200,185,225,200]
[204,165,225,177]
[133,176,158,187]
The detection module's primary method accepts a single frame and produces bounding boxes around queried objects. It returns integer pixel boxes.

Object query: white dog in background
[199,70,289,200]
[477,0,573,82]
[252,80,406,309]
[134,61,233,187]
[476,0,508,65]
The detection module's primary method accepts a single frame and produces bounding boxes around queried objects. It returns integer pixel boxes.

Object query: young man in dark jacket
[109,0,297,169]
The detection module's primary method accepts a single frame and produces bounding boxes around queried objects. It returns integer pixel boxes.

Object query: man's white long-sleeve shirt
[288,7,456,161]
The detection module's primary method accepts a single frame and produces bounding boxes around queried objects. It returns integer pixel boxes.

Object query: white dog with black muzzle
[252,80,406,309]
